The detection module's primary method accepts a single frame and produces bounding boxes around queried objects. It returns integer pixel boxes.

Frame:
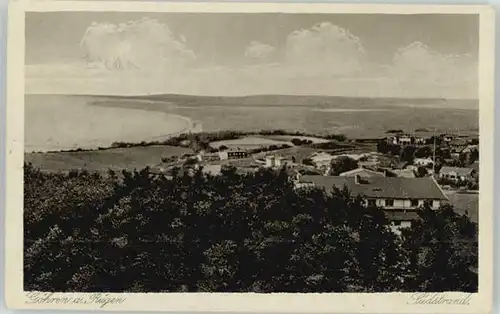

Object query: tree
[183,158,198,166]
[416,167,428,178]
[467,181,479,191]
[302,158,314,166]
[386,129,404,134]
[458,153,469,167]
[377,141,402,156]
[400,205,477,292]
[329,157,358,176]
[400,146,416,164]
[470,149,479,164]
[24,163,477,293]
[414,146,432,158]
[377,141,389,154]
[435,148,451,160]
[426,136,442,146]
[325,134,346,142]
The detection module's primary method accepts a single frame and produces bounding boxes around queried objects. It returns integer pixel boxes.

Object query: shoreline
[25,97,198,153]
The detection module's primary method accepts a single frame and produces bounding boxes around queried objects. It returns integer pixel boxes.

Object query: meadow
[25,145,192,173]
[209,136,293,149]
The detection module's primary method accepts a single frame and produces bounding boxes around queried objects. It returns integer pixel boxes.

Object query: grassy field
[209,136,293,149]
[253,146,317,162]
[25,145,193,173]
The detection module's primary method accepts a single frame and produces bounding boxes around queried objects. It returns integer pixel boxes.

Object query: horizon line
[24,92,479,102]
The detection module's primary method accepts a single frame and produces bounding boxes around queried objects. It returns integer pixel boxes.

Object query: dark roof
[298,175,447,200]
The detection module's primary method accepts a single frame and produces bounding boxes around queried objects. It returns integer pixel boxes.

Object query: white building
[310,151,335,168]
[414,137,426,145]
[197,152,220,162]
[265,155,286,168]
[414,157,434,167]
[439,166,477,182]
[296,175,448,234]
[218,149,248,160]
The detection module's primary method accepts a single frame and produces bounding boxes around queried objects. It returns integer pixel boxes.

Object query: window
[385,199,394,207]
[411,199,419,207]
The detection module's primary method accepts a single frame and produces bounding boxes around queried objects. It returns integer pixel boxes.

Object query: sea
[25,94,479,152]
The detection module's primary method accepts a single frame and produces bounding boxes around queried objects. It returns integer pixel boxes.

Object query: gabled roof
[461,145,478,153]
[201,164,222,175]
[391,169,416,178]
[339,167,385,177]
[227,148,248,152]
[439,166,475,175]
[298,175,448,200]
[450,138,468,146]
[311,152,334,160]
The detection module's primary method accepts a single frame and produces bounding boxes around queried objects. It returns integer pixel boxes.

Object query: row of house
[386,132,478,147]
[387,134,426,146]
[197,148,249,162]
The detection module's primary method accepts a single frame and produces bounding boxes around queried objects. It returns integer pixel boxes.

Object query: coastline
[25,95,199,153]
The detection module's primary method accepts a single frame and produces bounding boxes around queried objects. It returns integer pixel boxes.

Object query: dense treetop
[24,163,477,293]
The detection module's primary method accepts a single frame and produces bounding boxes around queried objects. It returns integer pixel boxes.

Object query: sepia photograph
[4,1,495,313]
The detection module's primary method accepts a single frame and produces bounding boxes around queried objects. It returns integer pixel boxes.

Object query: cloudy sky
[26,12,479,98]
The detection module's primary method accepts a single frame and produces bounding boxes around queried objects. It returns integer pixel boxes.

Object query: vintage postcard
[4,1,495,313]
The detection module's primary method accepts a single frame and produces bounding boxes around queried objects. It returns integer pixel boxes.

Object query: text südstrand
[408,293,473,305]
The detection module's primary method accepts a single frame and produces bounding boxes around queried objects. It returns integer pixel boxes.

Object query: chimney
[355,174,361,184]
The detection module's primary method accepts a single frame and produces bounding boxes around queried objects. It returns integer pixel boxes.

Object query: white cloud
[244,41,276,60]
[388,42,477,98]
[284,22,366,76]
[27,22,477,99]
[80,17,196,71]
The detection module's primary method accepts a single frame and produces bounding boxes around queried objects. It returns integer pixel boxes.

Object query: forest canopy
[24,163,477,293]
